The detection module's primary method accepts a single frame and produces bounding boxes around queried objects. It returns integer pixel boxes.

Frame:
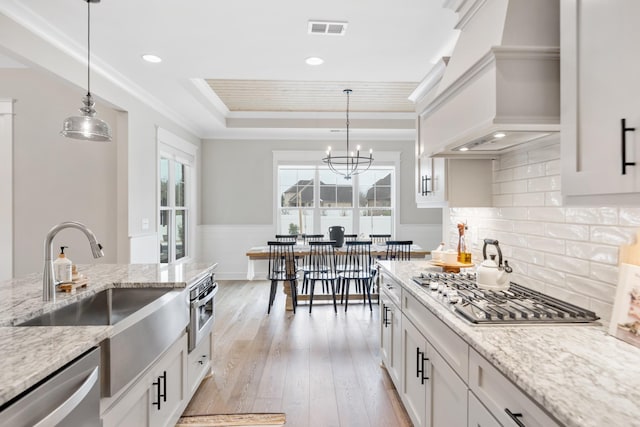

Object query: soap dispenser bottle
[53,246,72,283]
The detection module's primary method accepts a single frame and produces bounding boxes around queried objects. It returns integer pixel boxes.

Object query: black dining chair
[385,240,413,261]
[275,234,298,243]
[369,234,392,244]
[338,241,374,311]
[305,241,339,313]
[344,234,358,242]
[302,234,325,244]
[266,241,299,314]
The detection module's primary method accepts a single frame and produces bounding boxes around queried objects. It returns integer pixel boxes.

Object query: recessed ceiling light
[459,147,469,152]
[305,56,324,66]
[493,132,506,138]
[142,54,162,63]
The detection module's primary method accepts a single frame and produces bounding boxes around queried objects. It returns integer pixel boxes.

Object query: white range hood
[414,0,560,158]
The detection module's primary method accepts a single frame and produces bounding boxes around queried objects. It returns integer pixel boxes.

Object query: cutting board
[619,230,640,266]
[428,259,474,273]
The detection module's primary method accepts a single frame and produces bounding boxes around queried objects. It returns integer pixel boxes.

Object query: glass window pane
[360,208,392,237]
[279,168,314,208]
[176,209,186,260]
[320,208,353,236]
[160,210,169,263]
[175,162,186,207]
[279,208,314,235]
[319,169,352,208]
[160,158,169,207]
[359,171,391,207]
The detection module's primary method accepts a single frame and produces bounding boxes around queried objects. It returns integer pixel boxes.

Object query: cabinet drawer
[469,348,560,427]
[468,391,500,427]
[403,291,468,381]
[380,274,402,306]
[187,331,212,396]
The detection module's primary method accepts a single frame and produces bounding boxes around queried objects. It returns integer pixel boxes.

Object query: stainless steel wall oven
[188,272,217,352]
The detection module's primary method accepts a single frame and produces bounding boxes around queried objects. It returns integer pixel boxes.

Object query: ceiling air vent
[308,20,348,36]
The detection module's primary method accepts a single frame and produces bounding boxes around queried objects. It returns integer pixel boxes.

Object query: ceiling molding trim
[225,111,416,120]
[187,78,228,128]
[408,58,448,105]
[455,0,487,30]
[203,127,415,142]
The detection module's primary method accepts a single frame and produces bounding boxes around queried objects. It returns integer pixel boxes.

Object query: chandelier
[60,0,112,142]
[323,89,373,180]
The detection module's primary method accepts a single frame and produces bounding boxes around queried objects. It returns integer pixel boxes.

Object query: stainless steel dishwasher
[0,347,100,426]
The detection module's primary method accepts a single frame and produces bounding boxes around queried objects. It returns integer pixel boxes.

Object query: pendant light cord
[86,0,91,97]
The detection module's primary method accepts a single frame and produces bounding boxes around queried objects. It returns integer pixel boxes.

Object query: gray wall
[201,138,442,226]
[1,68,118,275]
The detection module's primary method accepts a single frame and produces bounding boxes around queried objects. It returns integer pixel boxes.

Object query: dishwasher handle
[33,366,99,427]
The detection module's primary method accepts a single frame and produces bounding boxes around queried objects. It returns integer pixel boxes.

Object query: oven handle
[191,284,218,309]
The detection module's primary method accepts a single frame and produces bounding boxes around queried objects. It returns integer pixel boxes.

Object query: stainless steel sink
[19,288,174,326]
[18,287,189,397]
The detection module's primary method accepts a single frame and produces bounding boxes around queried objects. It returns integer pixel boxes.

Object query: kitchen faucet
[43,221,104,302]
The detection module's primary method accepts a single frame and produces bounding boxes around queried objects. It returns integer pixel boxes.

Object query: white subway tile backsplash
[526,236,565,254]
[545,255,590,275]
[528,265,565,287]
[589,299,613,323]
[510,247,546,265]
[527,142,561,163]
[513,192,545,206]
[545,159,561,175]
[565,207,618,225]
[565,274,617,303]
[493,194,513,207]
[545,191,563,206]
[528,176,560,192]
[513,163,545,180]
[514,220,546,236]
[445,140,628,313]
[565,241,618,264]
[619,208,640,226]
[499,151,528,169]
[496,207,528,220]
[494,168,513,183]
[527,207,565,222]
[545,223,589,241]
[543,283,590,308]
[589,263,619,285]
[590,226,636,246]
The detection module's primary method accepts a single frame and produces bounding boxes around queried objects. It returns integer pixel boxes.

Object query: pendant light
[60,0,112,142]
[322,89,373,180]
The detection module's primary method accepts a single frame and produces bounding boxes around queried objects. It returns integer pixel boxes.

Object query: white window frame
[273,150,400,236]
[157,128,197,264]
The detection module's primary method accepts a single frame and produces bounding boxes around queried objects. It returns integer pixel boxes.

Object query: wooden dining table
[245,243,429,311]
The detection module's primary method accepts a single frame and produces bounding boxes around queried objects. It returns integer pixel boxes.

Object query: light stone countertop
[379,260,640,427]
[0,262,216,407]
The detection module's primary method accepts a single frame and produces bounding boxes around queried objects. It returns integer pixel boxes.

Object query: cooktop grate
[412,272,600,325]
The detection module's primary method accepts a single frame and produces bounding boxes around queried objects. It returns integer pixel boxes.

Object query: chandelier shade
[322,89,373,180]
[60,0,112,142]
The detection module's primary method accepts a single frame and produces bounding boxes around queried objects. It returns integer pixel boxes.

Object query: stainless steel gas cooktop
[412,272,600,325]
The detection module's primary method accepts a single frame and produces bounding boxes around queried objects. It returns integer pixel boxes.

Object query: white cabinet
[380,276,402,385]
[401,317,429,427]
[561,0,640,200]
[102,333,188,427]
[415,156,493,208]
[468,392,500,427]
[468,348,561,427]
[187,330,212,396]
[401,314,468,427]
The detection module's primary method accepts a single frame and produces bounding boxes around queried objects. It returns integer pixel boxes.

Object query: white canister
[443,250,458,264]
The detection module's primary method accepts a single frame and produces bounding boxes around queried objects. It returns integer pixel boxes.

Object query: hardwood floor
[182,280,412,427]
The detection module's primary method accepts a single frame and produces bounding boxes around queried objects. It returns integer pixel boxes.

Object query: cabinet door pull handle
[160,370,167,402]
[416,347,422,379]
[504,408,526,427]
[383,306,391,327]
[421,353,429,384]
[152,376,161,410]
[622,118,636,175]
[421,175,432,195]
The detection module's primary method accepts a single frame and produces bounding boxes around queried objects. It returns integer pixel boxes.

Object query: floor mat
[175,413,286,426]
